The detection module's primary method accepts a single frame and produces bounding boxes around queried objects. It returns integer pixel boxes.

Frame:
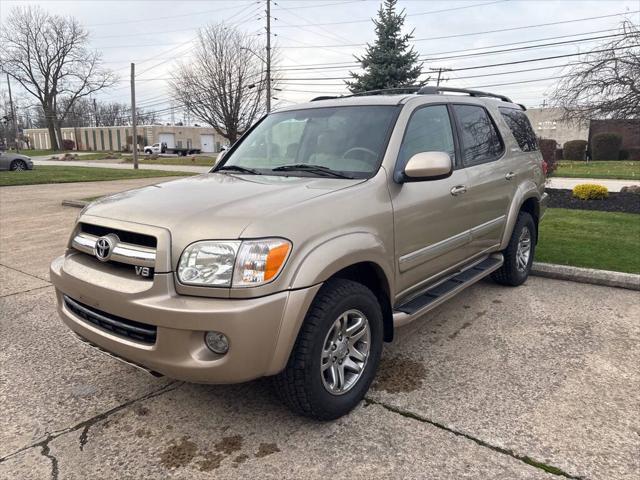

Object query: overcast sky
[1,0,638,123]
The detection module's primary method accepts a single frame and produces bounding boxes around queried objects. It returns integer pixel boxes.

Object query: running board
[393,254,503,328]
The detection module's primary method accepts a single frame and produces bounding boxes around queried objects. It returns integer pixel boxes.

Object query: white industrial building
[24,125,227,153]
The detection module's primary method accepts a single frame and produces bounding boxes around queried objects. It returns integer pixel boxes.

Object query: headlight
[177,241,240,286]
[233,239,291,287]
[177,238,291,288]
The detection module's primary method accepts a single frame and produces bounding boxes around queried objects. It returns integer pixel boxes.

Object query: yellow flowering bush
[572,184,609,200]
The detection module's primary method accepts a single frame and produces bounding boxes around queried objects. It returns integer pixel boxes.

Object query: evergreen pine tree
[346,0,423,93]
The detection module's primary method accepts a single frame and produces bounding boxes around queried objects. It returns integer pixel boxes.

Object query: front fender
[289,231,394,291]
[500,180,541,250]
[266,232,394,374]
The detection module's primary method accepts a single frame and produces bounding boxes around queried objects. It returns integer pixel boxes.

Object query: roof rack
[310,87,421,102]
[310,85,516,105]
[417,86,513,103]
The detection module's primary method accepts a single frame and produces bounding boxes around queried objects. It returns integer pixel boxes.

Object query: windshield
[218,105,399,178]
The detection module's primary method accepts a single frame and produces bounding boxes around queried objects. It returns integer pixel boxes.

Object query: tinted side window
[452,105,503,167]
[398,105,455,169]
[499,107,538,152]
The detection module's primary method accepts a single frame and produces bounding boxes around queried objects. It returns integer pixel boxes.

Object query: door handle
[450,185,467,196]
[505,172,516,180]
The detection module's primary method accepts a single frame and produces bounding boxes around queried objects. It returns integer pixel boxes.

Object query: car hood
[83,172,365,238]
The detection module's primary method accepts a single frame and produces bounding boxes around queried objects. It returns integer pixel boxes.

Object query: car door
[390,104,478,298]
[450,103,512,255]
[0,152,8,171]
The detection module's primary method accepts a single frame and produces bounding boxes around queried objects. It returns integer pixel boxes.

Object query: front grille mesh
[64,295,157,345]
[79,223,157,248]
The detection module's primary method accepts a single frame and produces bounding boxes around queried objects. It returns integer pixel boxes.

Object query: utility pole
[266,0,271,113]
[93,98,98,127]
[6,74,19,152]
[130,63,139,170]
[429,67,452,87]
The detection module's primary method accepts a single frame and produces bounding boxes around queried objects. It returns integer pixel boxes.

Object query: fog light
[204,331,229,354]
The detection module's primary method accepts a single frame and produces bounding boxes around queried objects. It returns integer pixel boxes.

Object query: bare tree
[551,21,639,121]
[0,6,116,150]
[136,108,160,126]
[170,24,269,143]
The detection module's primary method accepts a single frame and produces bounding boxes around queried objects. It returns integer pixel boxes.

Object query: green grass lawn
[553,161,640,180]
[536,208,640,274]
[121,156,217,167]
[0,166,194,187]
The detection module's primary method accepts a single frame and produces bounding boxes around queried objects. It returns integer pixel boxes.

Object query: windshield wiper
[271,164,354,179]
[217,165,262,175]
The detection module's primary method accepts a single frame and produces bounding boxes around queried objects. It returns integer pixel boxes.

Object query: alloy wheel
[320,309,371,395]
[516,227,531,272]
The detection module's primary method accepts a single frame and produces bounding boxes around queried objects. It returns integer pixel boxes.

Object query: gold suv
[51,87,548,420]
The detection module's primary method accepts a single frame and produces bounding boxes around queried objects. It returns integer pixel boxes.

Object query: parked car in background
[0,151,33,171]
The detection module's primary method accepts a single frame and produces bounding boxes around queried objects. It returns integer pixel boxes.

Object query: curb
[61,199,87,208]
[532,262,640,291]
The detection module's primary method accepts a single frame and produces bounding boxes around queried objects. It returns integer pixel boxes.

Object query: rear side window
[499,107,538,152]
[398,105,455,169]
[452,105,503,167]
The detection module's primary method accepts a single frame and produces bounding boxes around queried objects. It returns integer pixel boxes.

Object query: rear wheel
[10,160,27,171]
[492,211,536,286]
[274,278,383,420]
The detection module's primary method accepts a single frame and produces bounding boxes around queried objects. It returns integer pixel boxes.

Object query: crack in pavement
[0,262,51,284]
[0,381,183,479]
[0,284,54,299]
[365,398,584,480]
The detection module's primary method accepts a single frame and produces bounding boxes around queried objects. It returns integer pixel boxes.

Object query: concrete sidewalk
[547,177,639,192]
[0,179,638,479]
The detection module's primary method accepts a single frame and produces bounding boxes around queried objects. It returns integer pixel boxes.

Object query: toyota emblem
[94,234,118,262]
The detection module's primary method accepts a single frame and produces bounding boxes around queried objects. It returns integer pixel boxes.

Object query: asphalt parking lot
[1,179,638,480]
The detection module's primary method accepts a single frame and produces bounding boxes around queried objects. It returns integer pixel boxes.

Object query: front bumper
[50,253,320,383]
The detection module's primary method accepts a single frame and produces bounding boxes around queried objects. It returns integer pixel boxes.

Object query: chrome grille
[72,226,156,269]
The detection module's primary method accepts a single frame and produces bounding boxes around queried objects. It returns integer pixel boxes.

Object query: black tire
[492,211,536,286]
[10,160,27,171]
[274,278,383,420]
[144,149,152,155]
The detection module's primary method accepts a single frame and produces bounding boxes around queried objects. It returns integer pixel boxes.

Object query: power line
[271,26,623,69]
[86,2,257,27]
[271,31,634,72]
[276,11,638,47]
[275,0,508,27]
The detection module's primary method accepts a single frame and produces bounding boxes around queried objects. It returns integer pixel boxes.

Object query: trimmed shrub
[61,139,76,151]
[572,184,609,200]
[538,138,557,174]
[591,133,622,160]
[563,140,587,161]
[555,148,563,160]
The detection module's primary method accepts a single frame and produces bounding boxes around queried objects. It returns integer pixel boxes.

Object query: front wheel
[492,211,536,286]
[10,160,27,171]
[274,278,383,420]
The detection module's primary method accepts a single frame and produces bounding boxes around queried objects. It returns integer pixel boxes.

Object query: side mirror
[403,151,452,181]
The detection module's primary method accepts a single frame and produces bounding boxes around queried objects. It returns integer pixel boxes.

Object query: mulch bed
[546,188,640,214]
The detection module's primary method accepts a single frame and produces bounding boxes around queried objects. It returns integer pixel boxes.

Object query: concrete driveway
[1,180,638,480]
